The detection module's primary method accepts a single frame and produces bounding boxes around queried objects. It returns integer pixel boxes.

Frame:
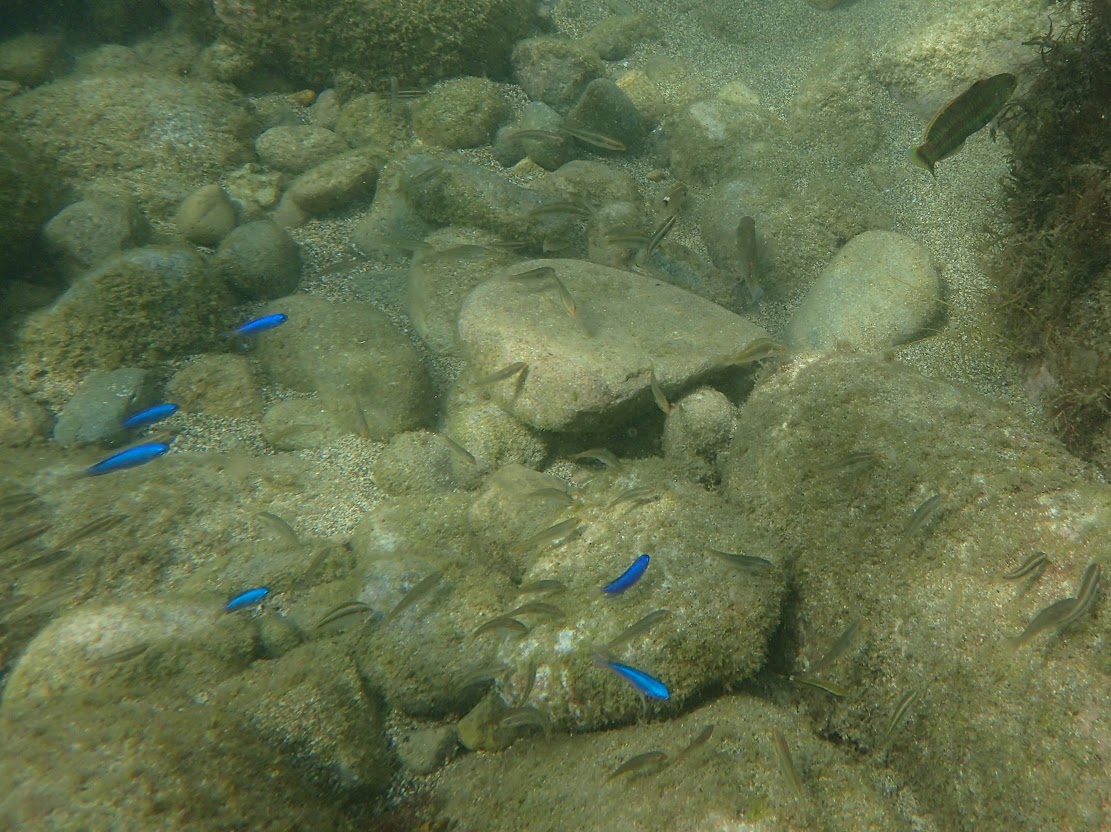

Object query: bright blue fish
[602,553,650,594]
[84,443,170,476]
[225,586,270,612]
[122,403,180,429]
[229,313,288,336]
[602,659,670,700]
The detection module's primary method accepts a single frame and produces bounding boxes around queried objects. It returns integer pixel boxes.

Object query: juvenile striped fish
[911,74,1017,177]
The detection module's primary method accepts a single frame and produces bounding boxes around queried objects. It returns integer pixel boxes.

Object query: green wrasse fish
[911,73,1017,177]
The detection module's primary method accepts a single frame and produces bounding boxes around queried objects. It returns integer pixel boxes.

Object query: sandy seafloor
[0,0,1091,828]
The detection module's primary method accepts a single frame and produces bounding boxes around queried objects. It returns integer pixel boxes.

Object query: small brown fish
[714,338,787,368]
[1009,597,1077,649]
[1001,551,1048,581]
[736,216,761,301]
[790,674,847,697]
[509,266,557,282]
[0,520,51,552]
[771,727,805,802]
[606,609,672,650]
[606,750,669,782]
[903,493,944,538]
[607,486,659,510]
[551,274,577,319]
[649,369,671,415]
[706,547,773,575]
[564,126,626,152]
[257,512,300,547]
[53,513,127,549]
[473,362,528,386]
[516,579,567,595]
[314,601,372,630]
[570,448,622,469]
[384,571,443,623]
[528,487,575,506]
[672,724,715,766]
[437,433,477,465]
[512,129,567,145]
[511,518,582,555]
[471,615,530,639]
[808,619,861,675]
[881,688,920,752]
[645,214,677,258]
[508,601,566,621]
[1057,561,1101,631]
[912,74,1018,177]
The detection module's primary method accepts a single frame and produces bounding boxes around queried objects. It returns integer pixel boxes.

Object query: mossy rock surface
[17,246,230,387]
[197,0,541,87]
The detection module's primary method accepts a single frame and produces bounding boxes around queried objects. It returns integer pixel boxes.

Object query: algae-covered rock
[412,77,508,149]
[212,639,393,797]
[0,387,51,446]
[185,0,540,88]
[662,386,736,481]
[52,367,153,449]
[722,352,1110,831]
[406,228,524,355]
[371,429,484,495]
[0,32,63,87]
[441,396,547,474]
[0,130,57,278]
[344,474,785,730]
[5,70,251,218]
[176,183,238,246]
[0,597,259,708]
[786,230,939,352]
[665,94,787,185]
[256,294,431,441]
[165,353,263,419]
[440,697,914,831]
[260,398,349,450]
[42,197,149,282]
[284,146,385,217]
[334,93,413,150]
[17,246,230,383]
[0,689,354,831]
[213,219,302,301]
[565,78,646,153]
[512,36,604,111]
[254,124,348,174]
[492,102,572,171]
[465,458,787,731]
[456,258,769,431]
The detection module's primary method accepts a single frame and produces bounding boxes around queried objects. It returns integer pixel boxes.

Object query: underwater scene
[1,0,1110,828]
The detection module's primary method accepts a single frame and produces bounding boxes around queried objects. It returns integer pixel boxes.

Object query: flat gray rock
[456,258,769,431]
[786,230,939,351]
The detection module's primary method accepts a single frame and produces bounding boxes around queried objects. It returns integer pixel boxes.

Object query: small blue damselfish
[602,553,650,594]
[122,403,180,429]
[229,313,288,336]
[225,587,270,612]
[84,443,170,476]
[602,659,670,700]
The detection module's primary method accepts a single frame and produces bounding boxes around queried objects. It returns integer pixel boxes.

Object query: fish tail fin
[910,145,935,177]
